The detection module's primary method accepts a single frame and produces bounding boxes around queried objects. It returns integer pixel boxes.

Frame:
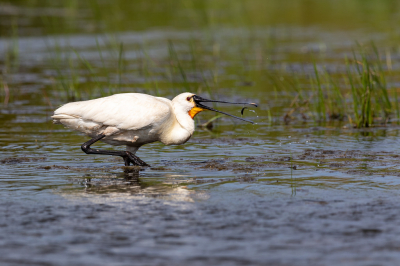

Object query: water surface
[2,1,400,265]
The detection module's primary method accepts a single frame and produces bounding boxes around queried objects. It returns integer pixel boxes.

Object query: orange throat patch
[188,107,205,119]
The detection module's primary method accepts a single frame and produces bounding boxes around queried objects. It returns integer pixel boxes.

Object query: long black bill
[192,95,258,124]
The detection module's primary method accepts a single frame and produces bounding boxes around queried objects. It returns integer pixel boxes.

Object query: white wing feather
[53,93,172,131]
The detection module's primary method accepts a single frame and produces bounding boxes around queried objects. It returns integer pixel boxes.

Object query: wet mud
[1,156,46,164]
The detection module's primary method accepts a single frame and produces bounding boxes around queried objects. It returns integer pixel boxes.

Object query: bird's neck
[174,106,195,136]
[160,104,195,145]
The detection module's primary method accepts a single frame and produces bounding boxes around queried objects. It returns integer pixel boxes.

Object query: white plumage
[52,92,256,166]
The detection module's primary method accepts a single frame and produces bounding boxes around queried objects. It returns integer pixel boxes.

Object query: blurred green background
[1,0,400,36]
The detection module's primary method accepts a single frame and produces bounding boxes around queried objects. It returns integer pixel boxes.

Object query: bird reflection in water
[79,168,203,202]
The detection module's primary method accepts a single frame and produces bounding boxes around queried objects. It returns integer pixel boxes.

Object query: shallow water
[2,1,400,265]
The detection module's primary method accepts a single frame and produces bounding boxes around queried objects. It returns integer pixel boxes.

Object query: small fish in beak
[192,95,258,124]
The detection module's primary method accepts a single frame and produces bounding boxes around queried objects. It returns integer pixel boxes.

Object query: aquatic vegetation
[1,79,9,107]
[47,37,130,101]
[284,44,398,128]
[0,20,20,106]
[1,0,400,130]
[1,24,399,130]
[2,30,396,129]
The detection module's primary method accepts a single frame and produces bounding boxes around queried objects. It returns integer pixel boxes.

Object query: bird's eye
[186,96,191,101]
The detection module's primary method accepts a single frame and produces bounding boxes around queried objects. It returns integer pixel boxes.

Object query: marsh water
[2,1,400,265]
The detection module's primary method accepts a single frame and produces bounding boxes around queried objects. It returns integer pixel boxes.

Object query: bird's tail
[51,114,77,124]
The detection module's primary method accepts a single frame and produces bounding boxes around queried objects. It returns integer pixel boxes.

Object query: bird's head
[172,92,258,124]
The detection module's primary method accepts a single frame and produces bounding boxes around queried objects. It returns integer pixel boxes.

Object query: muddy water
[2,1,400,265]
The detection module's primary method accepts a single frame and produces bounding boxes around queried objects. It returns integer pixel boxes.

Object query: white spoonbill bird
[52,92,257,166]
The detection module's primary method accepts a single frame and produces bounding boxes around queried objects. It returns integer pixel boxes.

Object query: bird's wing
[53,93,173,130]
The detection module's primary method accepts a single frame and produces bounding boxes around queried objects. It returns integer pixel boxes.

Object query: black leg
[81,134,150,166]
